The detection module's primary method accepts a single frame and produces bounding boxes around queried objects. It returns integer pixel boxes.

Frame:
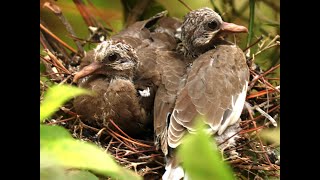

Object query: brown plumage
[153,8,249,180]
[73,40,152,136]
[73,12,184,137]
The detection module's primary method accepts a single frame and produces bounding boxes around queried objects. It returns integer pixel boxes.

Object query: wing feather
[168,45,249,148]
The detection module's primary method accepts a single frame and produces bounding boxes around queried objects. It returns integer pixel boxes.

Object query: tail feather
[162,163,185,180]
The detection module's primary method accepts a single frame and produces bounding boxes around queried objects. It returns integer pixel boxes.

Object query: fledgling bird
[73,40,152,136]
[153,7,249,180]
[73,12,184,137]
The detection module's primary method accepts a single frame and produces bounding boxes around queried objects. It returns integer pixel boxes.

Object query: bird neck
[179,37,234,60]
[178,42,216,60]
[101,69,134,81]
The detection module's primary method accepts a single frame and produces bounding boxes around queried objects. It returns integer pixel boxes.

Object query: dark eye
[207,20,219,30]
[107,53,119,62]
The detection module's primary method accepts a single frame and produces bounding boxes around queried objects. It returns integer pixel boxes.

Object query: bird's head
[180,7,248,57]
[73,40,138,83]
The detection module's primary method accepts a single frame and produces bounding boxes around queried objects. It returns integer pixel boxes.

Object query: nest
[40,1,280,179]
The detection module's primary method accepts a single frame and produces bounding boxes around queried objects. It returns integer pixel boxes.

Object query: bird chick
[155,7,249,180]
[73,40,152,137]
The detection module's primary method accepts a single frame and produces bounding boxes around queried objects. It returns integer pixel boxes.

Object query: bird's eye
[207,20,219,30]
[107,53,119,62]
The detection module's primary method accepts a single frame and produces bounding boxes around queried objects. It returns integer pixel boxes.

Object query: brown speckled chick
[73,40,151,137]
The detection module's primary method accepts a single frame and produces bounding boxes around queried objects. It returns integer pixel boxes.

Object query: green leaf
[178,119,234,180]
[40,124,72,142]
[40,76,54,87]
[260,128,280,145]
[40,84,91,122]
[41,152,99,180]
[40,125,141,180]
[40,63,46,73]
[66,170,99,180]
[246,0,255,47]
[41,152,67,180]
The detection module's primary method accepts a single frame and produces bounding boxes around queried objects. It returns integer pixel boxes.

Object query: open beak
[220,22,248,33]
[73,61,104,83]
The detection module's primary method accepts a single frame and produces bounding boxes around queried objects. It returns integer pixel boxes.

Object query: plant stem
[247,0,255,50]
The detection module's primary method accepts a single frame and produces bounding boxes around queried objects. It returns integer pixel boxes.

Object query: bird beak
[220,22,248,33]
[73,61,103,83]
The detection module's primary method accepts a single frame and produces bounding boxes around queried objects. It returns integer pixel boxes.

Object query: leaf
[260,128,280,145]
[40,152,67,180]
[40,63,46,73]
[246,0,255,47]
[40,84,91,122]
[40,125,141,180]
[40,124,72,142]
[66,170,99,180]
[40,76,54,87]
[41,152,99,180]
[178,119,234,180]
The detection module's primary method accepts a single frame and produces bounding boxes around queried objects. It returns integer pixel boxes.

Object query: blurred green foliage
[40,84,141,180]
[260,127,280,145]
[40,85,91,122]
[178,119,234,180]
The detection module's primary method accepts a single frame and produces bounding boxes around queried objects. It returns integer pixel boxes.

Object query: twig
[254,106,277,127]
[254,64,280,84]
[218,129,242,147]
[242,105,280,126]
[264,77,280,81]
[250,121,277,171]
[44,49,71,74]
[60,107,80,117]
[105,137,114,152]
[246,88,277,100]
[40,55,61,80]
[254,35,280,57]
[40,23,77,54]
[125,0,152,27]
[118,149,158,158]
[249,70,280,93]
[46,116,76,125]
[107,127,152,148]
[40,30,55,53]
[43,2,85,56]
[107,129,139,152]
[86,0,114,32]
[234,164,280,171]
[40,55,66,75]
[240,125,265,134]
[178,0,193,11]
[243,35,263,52]
[95,127,106,141]
[228,157,251,164]
[109,119,134,141]
[72,0,97,27]
[58,74,73,85]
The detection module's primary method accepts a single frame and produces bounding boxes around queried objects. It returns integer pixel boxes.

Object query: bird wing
[111,11,168,43]
[168,45,249,148]
[153,51,186,155]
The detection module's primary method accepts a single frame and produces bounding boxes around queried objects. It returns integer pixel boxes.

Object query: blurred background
[40,0,279,77]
